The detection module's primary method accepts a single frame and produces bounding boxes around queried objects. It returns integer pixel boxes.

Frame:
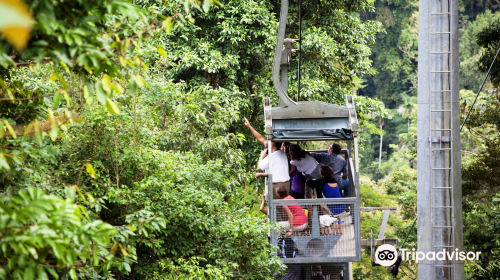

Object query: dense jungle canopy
[1,0,500,279]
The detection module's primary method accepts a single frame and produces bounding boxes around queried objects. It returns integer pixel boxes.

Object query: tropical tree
[0,0,389,279]
[397,92,417,132]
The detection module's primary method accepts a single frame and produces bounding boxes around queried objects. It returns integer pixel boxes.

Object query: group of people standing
[245,118,350,237]
[245,118,350,201]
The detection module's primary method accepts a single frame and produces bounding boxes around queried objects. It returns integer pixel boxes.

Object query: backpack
[277,237,297,258]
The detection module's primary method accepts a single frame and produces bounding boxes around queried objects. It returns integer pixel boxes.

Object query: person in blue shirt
[319,166,345,215]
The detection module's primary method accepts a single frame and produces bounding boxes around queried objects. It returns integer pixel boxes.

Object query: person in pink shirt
[275,185,308,237]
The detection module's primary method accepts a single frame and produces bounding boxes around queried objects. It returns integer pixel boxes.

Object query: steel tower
[417,0,464,279]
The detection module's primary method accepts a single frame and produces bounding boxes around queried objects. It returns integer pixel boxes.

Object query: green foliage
[0,0,146,71]
[353,251,391,280]
[358,4,500,183]
[0,0,391,278]
[477,15,500,87]
[379,167,416,219]
[354,95,391,177]
[360,0,418,107]
[0,187,131,280]
[352,3,500,280]
[461,88,500,199]
[1,73,285,279]
[285,5,382,103]
[0,0,214,153]
[460,11,500,90]
[145,0,382,106]
[462,198,500,280]
[379,167,415,196]
[459,0,500,19]
[357,176,417,280]
[356,0,419,182]
[459,16,500,276]
[360,177,394,209]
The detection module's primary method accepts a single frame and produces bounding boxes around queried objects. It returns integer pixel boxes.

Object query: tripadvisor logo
[375,244,481,267]
[375,244,398,266]
[400,248,481,263]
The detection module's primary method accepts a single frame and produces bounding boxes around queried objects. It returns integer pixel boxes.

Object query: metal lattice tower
[417,0,464,279]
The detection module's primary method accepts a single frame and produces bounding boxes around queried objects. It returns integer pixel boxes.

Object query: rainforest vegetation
[0,0,499,279]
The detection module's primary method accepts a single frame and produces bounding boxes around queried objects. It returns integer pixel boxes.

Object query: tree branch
[15,58,52,67]
[469,126,500,143]
[14,23,159,67]
[13,104,31,121]
[0,90,78,102]
[461,150,479,157]
[0,94,55,102]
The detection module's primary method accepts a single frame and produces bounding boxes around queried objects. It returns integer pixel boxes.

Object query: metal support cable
[391,217,417,279]
[400,217,417,250]
[460,45,500,131]
[398,268,412,280]
[297,0,302,102]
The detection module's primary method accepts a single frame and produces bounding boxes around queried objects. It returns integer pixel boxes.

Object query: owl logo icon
[375,244,398,266]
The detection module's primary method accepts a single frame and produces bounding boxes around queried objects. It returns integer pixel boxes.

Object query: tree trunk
[379,120,383,169]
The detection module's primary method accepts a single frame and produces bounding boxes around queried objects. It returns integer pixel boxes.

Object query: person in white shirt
[257,141,290,198]
[243,117,290,197]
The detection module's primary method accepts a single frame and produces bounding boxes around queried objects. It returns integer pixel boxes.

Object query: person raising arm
[244,117,267,146]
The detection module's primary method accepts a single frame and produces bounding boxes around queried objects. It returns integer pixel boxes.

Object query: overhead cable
[297,0,302,102]
[460,45,500,131]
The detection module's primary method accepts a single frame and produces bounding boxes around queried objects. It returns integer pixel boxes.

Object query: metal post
[417,0,464,279]
[378,209,392,240]
[280,67,288,108]
[417,3,433,279]
[450,0,465,277]
[272,0,296,107]
[347,262,353,280]
[264,98,277,246]
[281,67,288,93]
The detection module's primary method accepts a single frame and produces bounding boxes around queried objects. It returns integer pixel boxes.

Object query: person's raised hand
[244,117,250,127]
[260,194,265,203]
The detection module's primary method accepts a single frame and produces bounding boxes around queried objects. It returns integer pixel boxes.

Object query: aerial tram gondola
[263,0,398,278]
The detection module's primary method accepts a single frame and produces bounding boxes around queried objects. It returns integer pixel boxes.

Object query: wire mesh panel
[321,265,347,280]
[282,264,347,280]
[272,198,360,264]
